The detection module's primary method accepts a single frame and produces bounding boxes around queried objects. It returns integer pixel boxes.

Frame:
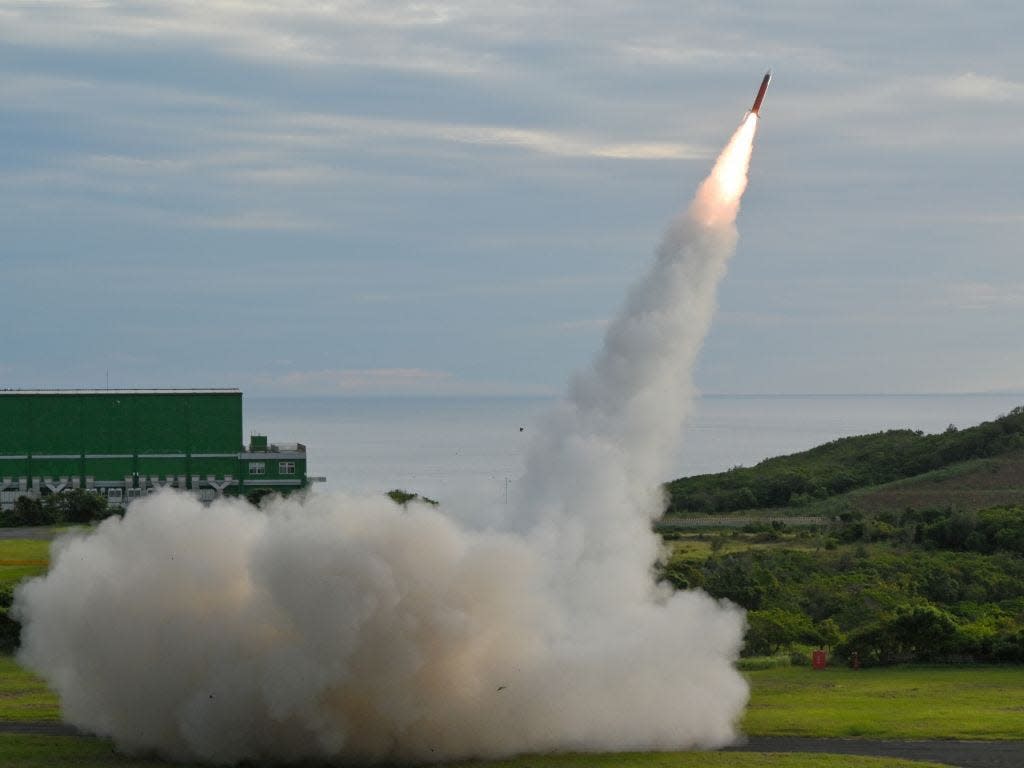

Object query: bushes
[832,604,1012,665]
[0,497,50,527]
[0,586,20,653]
[661,559,704,590]
[745,608,819,656]
[914,506,1024,555]
[0,489,111,527]
[47,488,110,524]
[685,534,1024,664]
[387,489,439,507]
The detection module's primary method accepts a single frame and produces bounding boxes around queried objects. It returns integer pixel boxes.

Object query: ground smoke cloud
[15,116,760,765]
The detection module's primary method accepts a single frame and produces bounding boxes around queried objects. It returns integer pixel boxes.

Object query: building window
[249,462,266,475]
[279,461,295,475]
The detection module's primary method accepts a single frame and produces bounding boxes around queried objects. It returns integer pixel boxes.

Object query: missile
[750,70,771,116]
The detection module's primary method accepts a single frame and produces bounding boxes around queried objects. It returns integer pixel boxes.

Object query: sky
[3,1,1023,397]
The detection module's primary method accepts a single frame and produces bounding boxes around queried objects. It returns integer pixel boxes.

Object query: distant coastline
[244,393,1024,500]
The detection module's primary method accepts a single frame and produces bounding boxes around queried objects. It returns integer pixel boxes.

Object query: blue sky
[3,1,1023,396]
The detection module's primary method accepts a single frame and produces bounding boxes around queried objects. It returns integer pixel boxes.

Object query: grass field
[666,533,823,562]
[0,539,51,591]
[743,664,1024,740]
[0,536,1015,766]
[0,734,202,768]
[0,656,60,722]
[0,656,989,766]
[0,657,1018,764]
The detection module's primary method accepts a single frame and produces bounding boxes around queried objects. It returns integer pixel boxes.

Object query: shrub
[387,489,439,507]
[0,496,53,527]
[49,489,108,524]
[0,586,20,653]
[246,488,277,507]
[661,560,704,590]
[745,608,819,656]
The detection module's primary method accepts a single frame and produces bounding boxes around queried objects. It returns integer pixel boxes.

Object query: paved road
[725,736,1024,768]
[0,721,78,735]
[0,527,60,540]
[658,515,827,529]
[2,722,1023,767]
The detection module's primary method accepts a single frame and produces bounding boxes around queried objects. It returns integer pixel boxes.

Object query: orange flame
[690,113,758,228]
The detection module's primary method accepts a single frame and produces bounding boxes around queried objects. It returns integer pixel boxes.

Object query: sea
[244,394,1024,506]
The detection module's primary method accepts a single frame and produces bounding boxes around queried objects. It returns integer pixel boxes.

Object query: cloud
[936,72,1024,103]
[253,111,708,160]
[0,1,508,74]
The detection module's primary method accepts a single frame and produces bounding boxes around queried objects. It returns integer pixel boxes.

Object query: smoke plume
[15,114,760,764]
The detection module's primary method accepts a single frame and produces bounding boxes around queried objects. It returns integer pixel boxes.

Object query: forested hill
[666,406,1024,515]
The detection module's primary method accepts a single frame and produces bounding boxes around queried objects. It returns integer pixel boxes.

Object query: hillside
[660,405,1024,665]
[665,406,1024,516]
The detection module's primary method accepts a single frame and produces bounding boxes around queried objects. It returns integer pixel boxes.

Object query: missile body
[750,71,771,115]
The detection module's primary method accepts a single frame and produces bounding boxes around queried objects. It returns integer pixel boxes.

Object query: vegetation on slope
[665,406,1024,515]
[659,408,1024,665]
[662,507,1024,665]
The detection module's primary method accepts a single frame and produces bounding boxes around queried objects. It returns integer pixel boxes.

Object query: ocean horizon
[244,393,1024,505]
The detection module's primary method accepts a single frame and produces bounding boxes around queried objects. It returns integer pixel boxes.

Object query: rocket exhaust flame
[694,113,758,226]
[14,103,761,764]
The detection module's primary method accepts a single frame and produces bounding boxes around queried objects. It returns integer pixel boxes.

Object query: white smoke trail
[14,114,759,765]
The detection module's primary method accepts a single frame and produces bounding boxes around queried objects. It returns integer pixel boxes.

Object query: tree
[661,559,704,590]
[0,586,19,652]
[0,496,50,527]
[838,604,961,665]
[44,489,109,524]
[701,553,778,610]
[888,604,960,661]
[386,489,439,507]
[246,488,276,507]
[816,618,844,652]
[745,608,819,656]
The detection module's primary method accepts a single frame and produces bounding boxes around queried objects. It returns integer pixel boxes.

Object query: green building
[0,389,314,509]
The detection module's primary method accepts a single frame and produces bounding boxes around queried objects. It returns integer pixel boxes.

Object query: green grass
[666,533,824,562]
[0,734,201,767]
[0,659,995,768]
[0,657,59,722]
[5,656,1024,744]
[737,654,798,671]
[0,540,51,591]
[744,664,1024,740]
[0,533,1015,768]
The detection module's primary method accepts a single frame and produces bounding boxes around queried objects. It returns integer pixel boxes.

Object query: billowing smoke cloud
[14,115,759,765]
